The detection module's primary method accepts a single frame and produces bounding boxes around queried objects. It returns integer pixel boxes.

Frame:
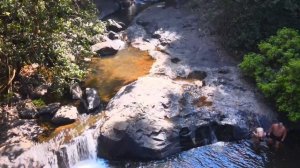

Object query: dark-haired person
[268,122,287,149]
[253,127,266,143]
[252,127,266,149]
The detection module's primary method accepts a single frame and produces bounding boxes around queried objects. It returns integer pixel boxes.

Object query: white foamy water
[72,159,108,168]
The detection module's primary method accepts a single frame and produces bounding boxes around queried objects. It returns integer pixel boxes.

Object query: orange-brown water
[85,46,154,103]
[38,47,154,142]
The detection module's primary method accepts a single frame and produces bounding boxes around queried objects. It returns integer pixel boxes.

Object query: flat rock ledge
[97,73,274,160]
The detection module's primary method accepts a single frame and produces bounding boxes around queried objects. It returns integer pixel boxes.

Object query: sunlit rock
[51,105,79,125]
[91,39,125,56]
[70,83,83,100]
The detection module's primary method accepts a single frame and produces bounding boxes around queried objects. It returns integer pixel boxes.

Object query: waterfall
[56,130,98,168]
[8,117,103,168]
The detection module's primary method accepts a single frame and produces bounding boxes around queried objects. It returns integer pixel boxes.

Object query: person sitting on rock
[267,122,287,149]
[252,127,266,145]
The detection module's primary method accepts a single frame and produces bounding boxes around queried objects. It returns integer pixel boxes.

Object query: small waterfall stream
[11,114,104,168]
[56,130,98,168]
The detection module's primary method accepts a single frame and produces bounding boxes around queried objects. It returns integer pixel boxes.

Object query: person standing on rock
[267,122,287,150]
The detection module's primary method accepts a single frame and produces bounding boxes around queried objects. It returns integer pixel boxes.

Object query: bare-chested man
[268,122,287,149]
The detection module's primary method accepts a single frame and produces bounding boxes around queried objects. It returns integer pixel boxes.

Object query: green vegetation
[32,98,46,108]
[0,0,105,97]
[189,0,300,53]
[240,28,300,121]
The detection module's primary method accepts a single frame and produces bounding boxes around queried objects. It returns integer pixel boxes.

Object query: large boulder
[51,105,78,125]
[97,75,268,160]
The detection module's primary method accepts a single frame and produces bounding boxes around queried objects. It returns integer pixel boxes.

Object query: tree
[240,28,300,121]
[0,0,105,96]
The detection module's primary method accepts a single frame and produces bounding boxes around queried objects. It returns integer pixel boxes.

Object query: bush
[240,28,300,121]
[0,0,105,96]
[32,98,46,108]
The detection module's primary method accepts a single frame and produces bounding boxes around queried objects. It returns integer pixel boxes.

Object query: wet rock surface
[97,4,276,160]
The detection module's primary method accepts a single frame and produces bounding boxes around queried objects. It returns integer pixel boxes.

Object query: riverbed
[75,139,300,168]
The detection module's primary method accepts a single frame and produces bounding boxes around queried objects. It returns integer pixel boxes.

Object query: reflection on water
[85,47,154,103]
[74,139,300,168]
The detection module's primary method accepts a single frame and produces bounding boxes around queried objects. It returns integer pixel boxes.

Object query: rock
[218,68,231,74]
[0,119,44,163]
[108,31,120,40]
[17,100,37,119]
[119,0,135,9]
[18,109,37,119]
[51,105,78,125]
[97,76,219,160]
[70,83,83,100]
[152,33,161,39]
[37,103,60,117]
[136,19,150,27]
[91,39,125,56]
[187,71,207,80]
[85,88,101,111]
[31,85,49,98]
[97,72,275,160]
[90,34,109,44]
[107,19,125,32]
[171,57,181,64]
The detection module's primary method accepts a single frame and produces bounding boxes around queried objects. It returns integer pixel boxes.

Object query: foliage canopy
[0,0,105,96]
[240,28,300,121]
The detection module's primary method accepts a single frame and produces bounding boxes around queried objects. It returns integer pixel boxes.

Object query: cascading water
[6,115,104,168]
[56,130,98,168]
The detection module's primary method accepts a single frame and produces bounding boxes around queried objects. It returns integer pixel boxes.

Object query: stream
[72,1,300,168]
[2,1,299,168]
[74,139,300,168]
